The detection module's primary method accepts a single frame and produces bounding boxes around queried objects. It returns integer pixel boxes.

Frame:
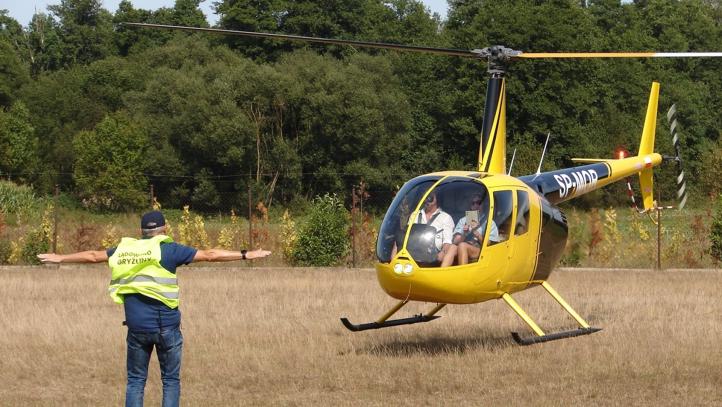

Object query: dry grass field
[1,266,720,406]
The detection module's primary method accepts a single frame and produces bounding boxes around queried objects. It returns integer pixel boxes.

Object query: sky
[2,0,449,26]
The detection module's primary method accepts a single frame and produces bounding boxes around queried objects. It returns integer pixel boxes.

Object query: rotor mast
[474,46,519,174]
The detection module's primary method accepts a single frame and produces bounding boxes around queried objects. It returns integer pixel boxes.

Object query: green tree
[292,194,350,266]
[172,0,209,27]
[191,169,221,210]
[0,12,31,106]
[0,38,29,107]
[48,0,117,67]
[124,37,259,207]
[73,112,149,210]
[214,0,432,60]
[0,102,38,182]
[214,0,289,59]
[114,0,209,56]
[113,0,161,56]
[276,51,412,199]
[20,54,145,192]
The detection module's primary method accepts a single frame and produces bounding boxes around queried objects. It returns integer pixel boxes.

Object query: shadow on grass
[351,332,514,357]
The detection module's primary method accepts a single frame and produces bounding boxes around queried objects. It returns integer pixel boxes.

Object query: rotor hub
[472,45,523,74]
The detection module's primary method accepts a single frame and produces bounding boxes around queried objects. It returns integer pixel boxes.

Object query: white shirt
[454,217,500,243]
[411,208,455,250]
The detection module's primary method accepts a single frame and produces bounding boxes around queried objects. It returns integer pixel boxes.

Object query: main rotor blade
[121,23,480,58]
[517,52,722,58]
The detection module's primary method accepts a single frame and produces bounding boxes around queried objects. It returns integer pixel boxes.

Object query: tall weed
[710,195,722,264]
[280,209,297,263]
[251,202,270,249]
[217,210,241,250]
[0,180,36,218]
[20,204,53,264]
[177,206,209,249]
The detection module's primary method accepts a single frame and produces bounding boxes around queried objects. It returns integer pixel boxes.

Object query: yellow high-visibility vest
[108,235,179,309]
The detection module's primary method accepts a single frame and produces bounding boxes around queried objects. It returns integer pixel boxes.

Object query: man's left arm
[38,251,109,264]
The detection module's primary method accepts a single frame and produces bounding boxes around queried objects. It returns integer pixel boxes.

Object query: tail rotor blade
[667,104,688,210]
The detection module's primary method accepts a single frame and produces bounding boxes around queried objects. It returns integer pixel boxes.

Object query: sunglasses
[471,200,482,205]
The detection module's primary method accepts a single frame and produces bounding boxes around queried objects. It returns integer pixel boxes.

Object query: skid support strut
[341,301,445,332]
[502,282,601,345]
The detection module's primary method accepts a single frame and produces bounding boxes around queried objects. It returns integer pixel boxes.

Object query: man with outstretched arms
[38,210,271,407]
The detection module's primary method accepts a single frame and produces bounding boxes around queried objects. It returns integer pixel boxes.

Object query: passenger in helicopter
[411,190,456,267]
[453,194,499,265]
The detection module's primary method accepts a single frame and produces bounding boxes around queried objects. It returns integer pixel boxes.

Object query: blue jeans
[125,327,183,407]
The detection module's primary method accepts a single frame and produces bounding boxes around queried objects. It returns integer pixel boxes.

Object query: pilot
[412,190,456,266]
[453,194,499,265]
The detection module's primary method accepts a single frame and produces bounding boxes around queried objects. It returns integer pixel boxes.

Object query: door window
[515,190,530,236]
[490,190,513,245]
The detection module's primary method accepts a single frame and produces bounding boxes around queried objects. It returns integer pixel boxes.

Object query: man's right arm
[38,251,109,264]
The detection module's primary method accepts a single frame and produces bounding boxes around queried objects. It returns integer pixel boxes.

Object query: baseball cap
[141,211,166,229]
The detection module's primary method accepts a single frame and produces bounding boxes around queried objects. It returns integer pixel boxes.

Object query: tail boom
[520,154,662,205]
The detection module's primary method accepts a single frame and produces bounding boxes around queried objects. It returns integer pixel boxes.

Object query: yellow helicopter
[124,23,721,345]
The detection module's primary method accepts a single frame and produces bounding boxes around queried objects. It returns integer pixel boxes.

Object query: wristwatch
[241,249,247,260]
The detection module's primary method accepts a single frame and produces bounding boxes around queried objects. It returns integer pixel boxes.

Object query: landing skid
[503,281,602,346]
[341,301,446,332]
[341,315,440,332]
[511,327,602,346]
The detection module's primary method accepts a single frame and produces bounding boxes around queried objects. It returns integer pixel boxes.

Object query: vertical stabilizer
[638,82,660,210]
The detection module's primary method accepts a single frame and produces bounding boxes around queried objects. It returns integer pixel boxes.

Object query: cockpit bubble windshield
[376,175,491,267]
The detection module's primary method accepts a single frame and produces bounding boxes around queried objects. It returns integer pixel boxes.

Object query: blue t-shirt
[107,240,197,333]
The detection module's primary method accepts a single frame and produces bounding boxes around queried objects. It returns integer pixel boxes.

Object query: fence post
[359,181,365,226]
[53,185,59,253]
[351,185,357,268]
[248,183,253,266]
[358,181,367,267]
[656,206,662,271]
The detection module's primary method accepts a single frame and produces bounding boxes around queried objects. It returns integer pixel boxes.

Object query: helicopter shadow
[353,331,514,357]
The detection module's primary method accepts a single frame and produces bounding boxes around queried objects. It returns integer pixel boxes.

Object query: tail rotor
[667,104,688,209]
[623,102,687,215]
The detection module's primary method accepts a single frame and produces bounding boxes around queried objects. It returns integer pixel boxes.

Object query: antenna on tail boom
[534,133,551,178]
[508,148,517,175]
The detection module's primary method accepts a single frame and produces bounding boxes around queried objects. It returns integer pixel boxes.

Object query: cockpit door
[474,189,514,286]
[503,188,540,287]
[475,187,539,290]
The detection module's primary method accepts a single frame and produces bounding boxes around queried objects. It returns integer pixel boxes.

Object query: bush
[292,194,349,266]
[21,228,49,265]
[709,195,722,263]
